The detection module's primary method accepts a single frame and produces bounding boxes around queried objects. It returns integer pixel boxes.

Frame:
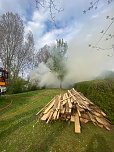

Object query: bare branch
[89,16,114,57]
[95,18,114,46]
[83,0,114,14]
[35,0,63,25]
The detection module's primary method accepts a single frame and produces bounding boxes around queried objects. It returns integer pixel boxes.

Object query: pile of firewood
[36,88,111,133]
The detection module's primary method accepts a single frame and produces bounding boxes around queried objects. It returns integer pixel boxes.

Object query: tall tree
[47,39,68,88]
[24,31,35,71]
[35,0,63,25]
[35,44,51,66]
[0,12,24,77]
[11,31,35,79]
[0,12,34,79]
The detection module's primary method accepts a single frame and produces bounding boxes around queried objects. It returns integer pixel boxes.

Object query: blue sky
[0,0,114,82]
[0,0,113,46]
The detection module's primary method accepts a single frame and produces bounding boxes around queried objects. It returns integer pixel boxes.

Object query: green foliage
[74,78,114,123]
[27,83,41,91]
[7,77,41,94]
[47,39,68,87]
[7,78,28,94]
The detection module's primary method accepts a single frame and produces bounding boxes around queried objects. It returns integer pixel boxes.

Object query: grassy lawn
[0,89,114,152]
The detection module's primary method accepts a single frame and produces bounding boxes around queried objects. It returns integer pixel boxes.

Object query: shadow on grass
[86,133,112,152]
[0,107,39,140]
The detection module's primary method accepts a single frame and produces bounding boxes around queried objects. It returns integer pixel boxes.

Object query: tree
[0,12,24,76]
[88,15,114,56]
[0,12,34,79]
[82,0,114,56]
[35,0,63,25]
[47,39,68,88]
[83,0,113,14]
[35,44,51,66]
[11,31,35,79]
[24,31,35,71]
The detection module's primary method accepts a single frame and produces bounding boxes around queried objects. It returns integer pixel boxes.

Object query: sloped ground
[0,89,114,152]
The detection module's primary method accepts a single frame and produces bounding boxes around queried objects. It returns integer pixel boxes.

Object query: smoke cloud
[29,5,114,88]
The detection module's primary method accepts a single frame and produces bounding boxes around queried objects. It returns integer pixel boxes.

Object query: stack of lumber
[36,88,111,133]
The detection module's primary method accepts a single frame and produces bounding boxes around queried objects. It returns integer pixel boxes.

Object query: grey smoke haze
[30,62,61,88]
[29,3,114,88]
[0,0,113,88]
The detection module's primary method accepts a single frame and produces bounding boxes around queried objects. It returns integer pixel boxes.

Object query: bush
[74,78,114,123]
[7,78,28,94]
[7,77,44,94]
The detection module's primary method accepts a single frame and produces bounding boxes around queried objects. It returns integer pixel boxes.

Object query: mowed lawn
[0,89,114,152]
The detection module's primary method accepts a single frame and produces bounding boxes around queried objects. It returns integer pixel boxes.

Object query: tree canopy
[47,39,68,88]
[0,12,34,80]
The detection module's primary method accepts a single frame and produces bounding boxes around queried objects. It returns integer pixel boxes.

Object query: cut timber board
[74,112,81,133]
[43,99,55,114]
[41,110,51,120]
[70,115,75,122]
[80,118,89,123]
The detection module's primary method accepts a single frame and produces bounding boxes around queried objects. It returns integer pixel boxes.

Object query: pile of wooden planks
[36,88,111,133]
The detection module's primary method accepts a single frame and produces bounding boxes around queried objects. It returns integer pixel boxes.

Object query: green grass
[0,88,114,152]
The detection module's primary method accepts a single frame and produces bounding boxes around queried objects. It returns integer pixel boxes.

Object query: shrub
[74,78,114,123]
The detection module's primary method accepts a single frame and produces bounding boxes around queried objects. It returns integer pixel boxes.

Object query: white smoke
[29,62,60,88]
[29,5,114,88]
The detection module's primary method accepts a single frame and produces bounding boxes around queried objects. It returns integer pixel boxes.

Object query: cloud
[0,0,34,20]
[30,2,114,87]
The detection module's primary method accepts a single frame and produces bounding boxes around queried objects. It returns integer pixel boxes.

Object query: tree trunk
[60,80,62,89]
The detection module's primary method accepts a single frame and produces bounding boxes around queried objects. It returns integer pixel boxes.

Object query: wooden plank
[72,88,94,105]
[61,92,77,102]
[57,95,61,110]
[104,125,110,130]
[81,113,90,120]
[53,110,58,119]
[56,110,60,119]
[61,107,65,114]
[88,112,96,123]
[65,101,69,113]
[72,88,86,101]
[74,112,81,133]
[66,93,72,108]
[53,96,59,109]
[95,116,110,127]
[80,118,89,123]
[72,88,92,106]
[91,110,102,117]
[68,90,76,101]
[76,105,81,117]
[77,106,85,112]
[62,93,67,105]
[70,97,74,103]
[46,110,54,123]
[95,121,103,128]
[36,97,55,116]
[70,115,75,122]
[43,99,55,114]
[101,111,106,116]
[41,110,51,120]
